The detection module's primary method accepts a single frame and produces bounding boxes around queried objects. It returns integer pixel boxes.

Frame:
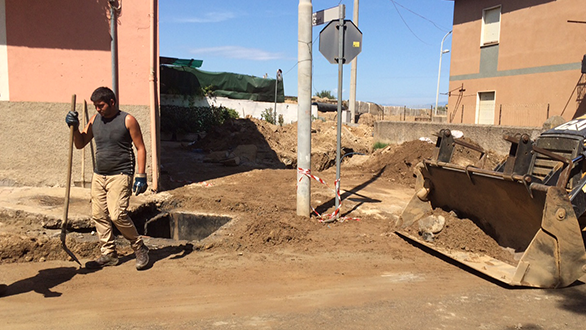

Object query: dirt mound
[359,140,435,188]
[357,138,505,188]
[188,117,374,172]
[400,209,517,265]
[0,232,108,264]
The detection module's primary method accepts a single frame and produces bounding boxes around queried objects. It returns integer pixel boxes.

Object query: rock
[542,116,566,130]
[229,144,258,163]
[418,215,446,237]
[421,231,435,242]
[204,151,229,163]
[220,157,240,166]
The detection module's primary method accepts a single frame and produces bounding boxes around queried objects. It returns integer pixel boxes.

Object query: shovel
[61,94,82,267]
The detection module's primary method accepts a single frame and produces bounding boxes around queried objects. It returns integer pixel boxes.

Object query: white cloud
[174,12,236,23]
[189,46,284,61]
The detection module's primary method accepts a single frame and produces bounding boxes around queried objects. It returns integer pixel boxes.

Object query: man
[66,86,149,270]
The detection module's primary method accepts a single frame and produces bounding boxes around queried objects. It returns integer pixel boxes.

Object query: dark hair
[90,87,117,104]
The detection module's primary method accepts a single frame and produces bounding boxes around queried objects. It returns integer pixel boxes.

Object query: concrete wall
[374,121,544,155]
[449,0,586,126]
[161,95,318,124]
[0,102,151,187]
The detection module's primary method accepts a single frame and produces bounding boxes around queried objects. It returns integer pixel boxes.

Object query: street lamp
[435,30,452,116]
[274,69,283,124]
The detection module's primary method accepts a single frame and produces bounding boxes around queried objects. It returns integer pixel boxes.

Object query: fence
[334,100,554,127]
[356,101,445,122]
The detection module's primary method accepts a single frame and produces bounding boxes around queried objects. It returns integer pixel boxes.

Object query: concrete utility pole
[349,0,359,124]
[297,0,312,217]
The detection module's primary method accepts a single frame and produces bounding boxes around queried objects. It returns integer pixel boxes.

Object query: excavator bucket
[398,128,586,288]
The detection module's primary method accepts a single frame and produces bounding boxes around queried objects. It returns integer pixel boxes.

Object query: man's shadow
[115,243,194,270]
[0,243,194,297]
[0,266,96,298]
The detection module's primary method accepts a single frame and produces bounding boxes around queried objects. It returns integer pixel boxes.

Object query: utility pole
[297,0,312,216]
[349,0,359,123]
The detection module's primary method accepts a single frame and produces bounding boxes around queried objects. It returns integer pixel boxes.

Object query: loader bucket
[398,130,586,288]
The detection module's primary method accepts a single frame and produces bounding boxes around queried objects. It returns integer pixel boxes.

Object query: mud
[0,117,508,265]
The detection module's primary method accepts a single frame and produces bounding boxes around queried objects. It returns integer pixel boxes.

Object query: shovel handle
[62,94,76,234]
[61,94,81,266]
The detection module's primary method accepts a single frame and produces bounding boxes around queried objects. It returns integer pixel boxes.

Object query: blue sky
[160,0,454,107]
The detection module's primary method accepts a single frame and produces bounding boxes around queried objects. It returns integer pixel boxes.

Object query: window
[476,92,496,125]
[481,6,501,46]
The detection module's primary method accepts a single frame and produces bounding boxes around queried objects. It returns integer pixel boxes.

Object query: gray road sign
[319,20,362,64]
[312,6,343,26]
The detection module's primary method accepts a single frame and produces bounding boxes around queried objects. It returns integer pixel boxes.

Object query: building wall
[448,0,586,127]
[0,0,156,187]
[3,0,151,105]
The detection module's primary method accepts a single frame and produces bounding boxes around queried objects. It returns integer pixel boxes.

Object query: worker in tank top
[65,86,150,270]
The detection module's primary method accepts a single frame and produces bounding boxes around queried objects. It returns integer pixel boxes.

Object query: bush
[373,142,389,150]
[261,108,276,125]
[314,90,335,99]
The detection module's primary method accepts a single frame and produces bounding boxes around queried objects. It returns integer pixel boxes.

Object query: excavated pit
[143,211,232,241]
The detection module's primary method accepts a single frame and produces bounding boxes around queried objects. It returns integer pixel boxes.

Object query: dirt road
[1,168,585,329]
[1,241,585,329]
[1,119,586,329]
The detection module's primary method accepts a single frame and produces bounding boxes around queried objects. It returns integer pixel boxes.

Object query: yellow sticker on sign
[353,41,360,48]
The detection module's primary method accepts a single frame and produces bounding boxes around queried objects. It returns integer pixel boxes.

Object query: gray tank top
[93,111,135,176]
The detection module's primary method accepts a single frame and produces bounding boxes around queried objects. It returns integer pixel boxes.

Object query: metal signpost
[317,4,362,218]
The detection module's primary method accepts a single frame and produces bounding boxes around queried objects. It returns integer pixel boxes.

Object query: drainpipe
[149,0,160,191]
[109,0,120,100]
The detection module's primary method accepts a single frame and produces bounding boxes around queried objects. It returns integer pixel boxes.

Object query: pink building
[0,0,160,188]
[448,0,586,127]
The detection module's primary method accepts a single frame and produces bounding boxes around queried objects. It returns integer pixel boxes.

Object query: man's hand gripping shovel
[61,94,82,267]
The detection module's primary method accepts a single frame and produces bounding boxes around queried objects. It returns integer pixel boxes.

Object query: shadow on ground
[0,243,194,298]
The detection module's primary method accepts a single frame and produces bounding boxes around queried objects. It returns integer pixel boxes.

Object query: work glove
[132,174,148,196]
[65,111,79,129]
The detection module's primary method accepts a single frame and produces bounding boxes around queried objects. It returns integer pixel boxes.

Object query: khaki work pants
[91,173,143,255]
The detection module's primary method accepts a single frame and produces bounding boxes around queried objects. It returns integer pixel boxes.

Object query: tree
[314,90,335,100]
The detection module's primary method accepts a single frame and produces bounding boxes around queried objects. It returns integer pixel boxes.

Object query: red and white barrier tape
[298,167,360,223]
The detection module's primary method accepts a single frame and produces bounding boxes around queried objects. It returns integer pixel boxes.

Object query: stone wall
[374,121,544,155]
[0,102,152,187]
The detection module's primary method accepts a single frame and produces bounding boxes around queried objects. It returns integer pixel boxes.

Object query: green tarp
[160,57,203,68]
[160,65,285,102]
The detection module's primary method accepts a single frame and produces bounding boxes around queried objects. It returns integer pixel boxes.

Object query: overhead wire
[388,0,451,46]
[388,0,431,46]
[391,1,450,32]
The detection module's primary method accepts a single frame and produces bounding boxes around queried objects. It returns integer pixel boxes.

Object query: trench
[128,204,232,242]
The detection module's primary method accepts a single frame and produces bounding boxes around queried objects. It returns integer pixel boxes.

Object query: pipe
[109,0,120,100]
[149,0,160,191]
[335,5,345,214]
